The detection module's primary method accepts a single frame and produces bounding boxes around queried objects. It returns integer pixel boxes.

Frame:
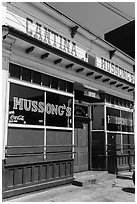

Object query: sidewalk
[4,172,135,202]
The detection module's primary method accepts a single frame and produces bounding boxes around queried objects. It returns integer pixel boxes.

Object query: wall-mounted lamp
[71,26,78,38]
[2,27,9,40]
[109,49,116,59]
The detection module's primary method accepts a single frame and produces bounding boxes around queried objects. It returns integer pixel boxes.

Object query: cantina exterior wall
[2,2,135,198]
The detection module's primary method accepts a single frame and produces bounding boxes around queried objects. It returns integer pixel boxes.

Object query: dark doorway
[74,118,89,172]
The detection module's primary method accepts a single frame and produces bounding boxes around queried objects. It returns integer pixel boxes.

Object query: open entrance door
[74,118,89,172]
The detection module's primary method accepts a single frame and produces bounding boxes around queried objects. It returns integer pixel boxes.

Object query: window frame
[8,78,74,130]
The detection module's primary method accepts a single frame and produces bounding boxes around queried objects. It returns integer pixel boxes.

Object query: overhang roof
[2,25,135,93]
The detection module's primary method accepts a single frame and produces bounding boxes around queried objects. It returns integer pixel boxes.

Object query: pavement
[4,171,135,202]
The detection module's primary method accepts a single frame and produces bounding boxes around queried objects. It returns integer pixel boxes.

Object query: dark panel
[7,169,14,187]
[22,67,31,82]
[33,166,40,182]
[7,128,44,164]
[61,163,66,177]
[92,131,106,170]
[33,71,41,85]
[51,77,58,89]
[42,165,47,180]
[41,74,50,87]
[67,81,73,93]
[46,130,72,161]
[25,167,32,183]
[16,168,23,185]
[92,105,104,130]
[48,164,54,179]
[58,79,66,91]
[9,63,21,79]
[54,163,60,178]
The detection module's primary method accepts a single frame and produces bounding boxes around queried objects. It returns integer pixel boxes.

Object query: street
[5,177,135,202]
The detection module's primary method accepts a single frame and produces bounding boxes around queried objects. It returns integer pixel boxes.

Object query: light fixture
[71,26,78,38]
[109,50,116,59]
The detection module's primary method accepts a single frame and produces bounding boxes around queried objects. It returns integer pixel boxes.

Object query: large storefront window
[106,107,121,131]
[8,83,73,127]
[92,104,134,171]
[106,107,133,132]
[7,81,73,164]
[106,106,134,163]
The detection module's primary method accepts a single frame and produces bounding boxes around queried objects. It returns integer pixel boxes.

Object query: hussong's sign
[106,107,133,132]
[95,57,135,84]
[107,115,133,126]
[12,97,71,117]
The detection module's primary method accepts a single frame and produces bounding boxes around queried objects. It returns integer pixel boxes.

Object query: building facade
[2,2,135,198]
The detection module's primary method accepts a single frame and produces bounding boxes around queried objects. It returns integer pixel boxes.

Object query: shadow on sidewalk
[122,187,135,194]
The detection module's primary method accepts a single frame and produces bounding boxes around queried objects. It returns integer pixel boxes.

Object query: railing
[4,145,75,165]
[92,144,135,173]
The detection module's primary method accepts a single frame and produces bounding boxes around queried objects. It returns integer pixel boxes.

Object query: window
[121,110,133,132]
[122,134,129,154]
[42,74,50,87]
[9,63,74,93]
[93,105,104,130]
[67,82,73,93]
[46,92,73,127]
[58,79,66,91]
[51,77,58,89]
[33,70,41,85]
[106,107,121,131]
[9,83,44,125]
[9,63,21,79]
[22,67,31,82]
